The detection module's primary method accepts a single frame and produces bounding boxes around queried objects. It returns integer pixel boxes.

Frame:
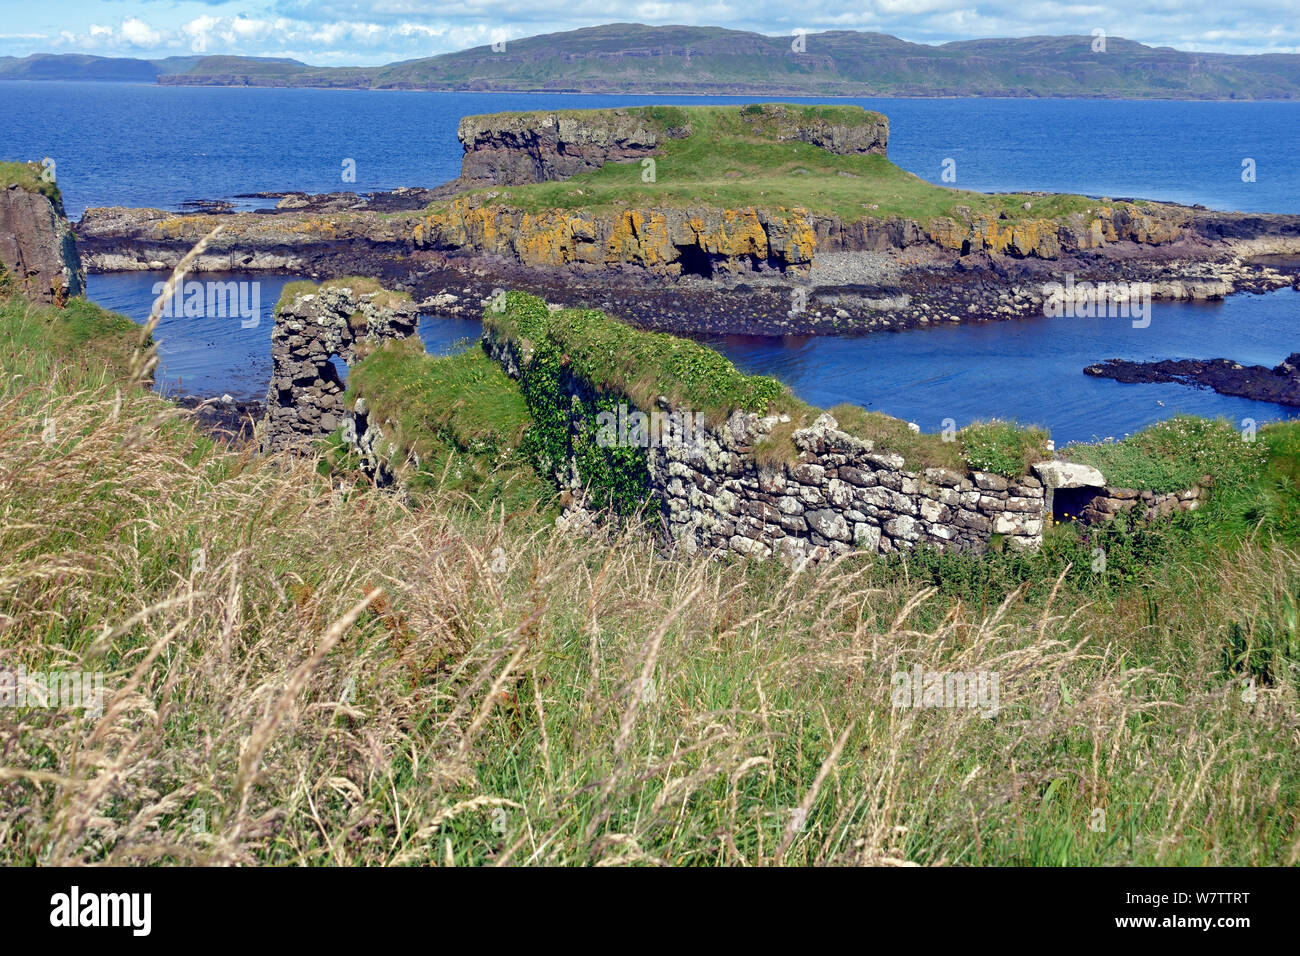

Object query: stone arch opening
[262,283,419,452]
[1052,485,1102,523]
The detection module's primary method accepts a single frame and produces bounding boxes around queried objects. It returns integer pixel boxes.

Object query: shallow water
[85,271,485,401]
[87,271,1300,445]
[17,82,1298,441]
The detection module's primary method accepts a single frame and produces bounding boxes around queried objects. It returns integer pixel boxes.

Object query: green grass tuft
[344,336,553,513]
[1061,416,1269,493]
[0,160,62,206]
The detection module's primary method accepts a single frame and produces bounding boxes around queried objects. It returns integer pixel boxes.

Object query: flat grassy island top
[444,104,1100,227]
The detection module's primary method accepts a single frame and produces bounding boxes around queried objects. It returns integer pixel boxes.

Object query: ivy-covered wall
[482,293,1051,558]
[485,331,652,516]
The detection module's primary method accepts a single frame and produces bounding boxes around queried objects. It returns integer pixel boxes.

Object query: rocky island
[76,103,1300,337]
[1086,353,1300,406]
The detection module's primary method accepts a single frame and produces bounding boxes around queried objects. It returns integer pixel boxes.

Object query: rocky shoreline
[75,207,1300,341]
[73,104,1300,338]
[172,394,264,442]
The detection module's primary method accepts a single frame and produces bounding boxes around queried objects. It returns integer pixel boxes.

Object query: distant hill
[0,53,305,82]
[0,54,160,82]
[157,25,1300,98]
[7,25,1300,98]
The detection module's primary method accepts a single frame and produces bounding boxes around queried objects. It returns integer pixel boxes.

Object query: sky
[2,1,1297,65]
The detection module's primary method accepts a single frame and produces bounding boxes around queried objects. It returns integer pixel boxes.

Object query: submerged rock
[1084,353,1300,406]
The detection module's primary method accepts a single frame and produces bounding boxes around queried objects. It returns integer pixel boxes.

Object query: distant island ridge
[4,23,1300,99]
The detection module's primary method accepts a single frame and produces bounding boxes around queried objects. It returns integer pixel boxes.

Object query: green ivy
[516,328,651,515]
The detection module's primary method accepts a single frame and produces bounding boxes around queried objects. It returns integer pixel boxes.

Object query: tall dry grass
[0,293,1297,866]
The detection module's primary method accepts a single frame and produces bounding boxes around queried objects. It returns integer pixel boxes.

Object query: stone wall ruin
[262,284,418,452]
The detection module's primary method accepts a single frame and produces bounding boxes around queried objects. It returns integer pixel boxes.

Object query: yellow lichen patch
[786,209,818,263]
[927,217,966,251]
[1008,220,1060,258]
[1096,207,1119,242]
[515,212,590,266]
[156,214,217,239]
[929,214,1064,257]
[604,209,672,267]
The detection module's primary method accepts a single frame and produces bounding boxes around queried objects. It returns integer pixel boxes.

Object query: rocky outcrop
[0,175,84,305]
[454,104,888,188]
[457,109,688,186]
[262,283,418,452]
[925,201,1192,259]
[413,196,818,274]
[739,103,888,156]
[77,205,412,273]
[1084,353,1300,406]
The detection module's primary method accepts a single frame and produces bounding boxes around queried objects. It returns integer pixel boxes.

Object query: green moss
[487,294,657,513]
[486,291,791,422]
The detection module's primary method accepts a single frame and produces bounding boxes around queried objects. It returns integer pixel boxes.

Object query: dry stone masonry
[650,410,1047,560]
[262,284,418,452]
[483,330,1044,558]
[484,328,1203,561]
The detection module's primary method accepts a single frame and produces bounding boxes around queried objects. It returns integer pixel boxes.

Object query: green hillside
[153,24,1300,99]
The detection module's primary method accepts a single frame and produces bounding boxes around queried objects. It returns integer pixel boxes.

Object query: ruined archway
[262,281,418,452]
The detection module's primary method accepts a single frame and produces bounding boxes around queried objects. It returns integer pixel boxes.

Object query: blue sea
[3,81,1298,442]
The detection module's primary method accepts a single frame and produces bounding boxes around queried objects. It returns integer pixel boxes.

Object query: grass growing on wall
[344,336,553,514]
[489,291,1057,483]
[961,420,1053,477]
[486,291,790,420]
[1061,416,1269,493]
[275,276,414,313]
[491,295,653,514]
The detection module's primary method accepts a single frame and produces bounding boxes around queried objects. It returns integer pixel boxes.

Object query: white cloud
[10,3,1300,63]
[119,17,162,48]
